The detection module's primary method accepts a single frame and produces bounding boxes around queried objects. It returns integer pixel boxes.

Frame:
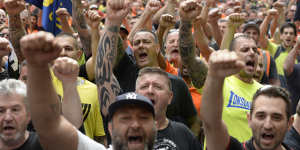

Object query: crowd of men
[0,0,299,149]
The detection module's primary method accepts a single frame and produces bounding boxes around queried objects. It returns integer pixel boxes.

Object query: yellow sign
[43,0,54,7]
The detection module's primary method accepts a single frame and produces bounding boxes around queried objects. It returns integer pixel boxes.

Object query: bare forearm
[260,16,272,49]
[220,27,235,50]
[96,26,121,117]
[8,14,26,62]
[60,19,75,34]
[27,66,62,133]
[62,82,83,129]
[194,24,213,61]
[284,48,298,76]
[72,0,91,56]
[180,21,207,88]
[86,29,100,81]
[209,21,222,46]
[128,11,153,42]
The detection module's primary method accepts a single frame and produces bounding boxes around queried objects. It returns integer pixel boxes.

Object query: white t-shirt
[77,130,107,150]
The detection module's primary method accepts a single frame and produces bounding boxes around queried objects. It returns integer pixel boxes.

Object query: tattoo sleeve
[72,0,92,57]
[179,21,208,88]
[96,27,121,117]
[8,14,26,62]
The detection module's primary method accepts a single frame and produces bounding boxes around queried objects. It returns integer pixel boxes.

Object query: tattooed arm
[96,0,130,117]
[72,0,92,57]
[179,0,207,89]
[4,0,26,62]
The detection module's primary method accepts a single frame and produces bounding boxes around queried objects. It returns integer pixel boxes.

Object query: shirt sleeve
[266,40,278,57]
[77,130,107,150]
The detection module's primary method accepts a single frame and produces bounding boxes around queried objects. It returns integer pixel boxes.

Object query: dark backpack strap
[274,45,285,59]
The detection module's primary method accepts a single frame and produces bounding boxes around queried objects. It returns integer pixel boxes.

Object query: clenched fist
[85,10,102,29]
[208,49,244,78]
[106,0,130,26]
[20,31,61,68]
[179,0,202,22]
[4,0,25,16]
[227,13,245,29]
[53,57,79,84]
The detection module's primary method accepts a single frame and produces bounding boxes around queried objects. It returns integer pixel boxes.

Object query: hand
[206,0,216,7]
[145,0,161,14]
[233,6,242,13]
[0,37,11,57]
[159,14,175,28]
[106,0,130,26]
[208,8,221,23]
[272,2,284,14]
[4,0,25,16]
[267,9,279,17]
[53,57,79,84]
[56,8,70,21]
[179,0,202,22]
[85,10,102,30]
[208,49,244,78]
[20,31,61,68]
[227,13,245,29]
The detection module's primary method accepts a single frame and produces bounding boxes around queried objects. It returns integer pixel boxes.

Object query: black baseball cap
[108,92,155,121]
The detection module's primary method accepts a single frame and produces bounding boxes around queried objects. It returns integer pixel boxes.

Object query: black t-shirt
[0,69,9,81]
[14,132,43,150]
[113,53,197,126]
[154,120,202,150]
[227,136,292,150]
[284,126,300,150]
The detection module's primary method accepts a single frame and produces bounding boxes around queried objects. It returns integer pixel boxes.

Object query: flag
[26,0,72,35]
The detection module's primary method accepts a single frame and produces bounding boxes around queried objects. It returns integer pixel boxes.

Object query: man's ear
[287,115,294,130]
[76,50,83,61]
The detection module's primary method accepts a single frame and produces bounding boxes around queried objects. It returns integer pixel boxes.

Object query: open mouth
[171,49,179,54]
[3,126,15,133]
[262,133,274,142]
[150,99,155,105]
[139,52,148,60]
[128,136,143,144]
[246,60,255,67]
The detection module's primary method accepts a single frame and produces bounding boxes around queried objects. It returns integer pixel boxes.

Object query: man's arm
[95,0,129,117]
[85,10,102,81]
[4,0,26,62]
[259,9,278,50]
[284,36,300,76]
[220,13,244,50]
[72,0,92,57]
[156,14,175,54]
[21,31,78,150]
[208,8,222,47]
[128,0,161,42]
[53,57,83,129]
[179,0,207,89]
[200,50,244,150]
[152,0,177,25]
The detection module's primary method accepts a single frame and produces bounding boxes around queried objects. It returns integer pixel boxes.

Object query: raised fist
[20,31,61,68]
[179,0,202,22]
[145,0,161,14]
[56,8,70,21]
[0,37,11,57]
[227,13,245,29]
[208,49,244,78]
[106,0,130,26]
[85,10,102,29]
[273,2,284,13]
[4,0,25,16]
[267,9,279,17]
[159,14,175,28]
[53,57,79,84]
[208,8,221,23]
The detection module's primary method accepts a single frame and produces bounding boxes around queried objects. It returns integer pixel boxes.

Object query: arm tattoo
[8,14,26,61]
[96,29,121,117]
[179,21,207,88]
